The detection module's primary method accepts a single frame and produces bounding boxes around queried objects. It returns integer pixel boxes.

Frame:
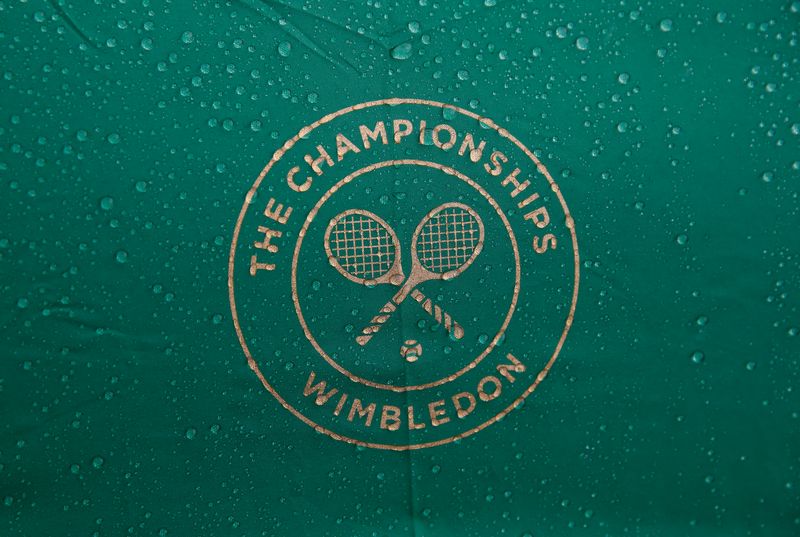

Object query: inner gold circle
[291,159,521,393]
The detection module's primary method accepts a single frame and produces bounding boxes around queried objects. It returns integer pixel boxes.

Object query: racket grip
[355,301,397,346]
[410,289,464,340]
[355,290,464,346]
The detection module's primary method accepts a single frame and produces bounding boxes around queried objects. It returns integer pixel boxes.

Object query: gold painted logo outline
[228,98,580,450]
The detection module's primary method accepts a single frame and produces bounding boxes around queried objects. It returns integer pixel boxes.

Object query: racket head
[411,202,485,280]
[324,209,404,286]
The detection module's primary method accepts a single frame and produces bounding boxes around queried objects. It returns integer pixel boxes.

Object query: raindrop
[391,42,413,60]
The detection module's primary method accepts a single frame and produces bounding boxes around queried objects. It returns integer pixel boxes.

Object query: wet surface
[1,1,799,535]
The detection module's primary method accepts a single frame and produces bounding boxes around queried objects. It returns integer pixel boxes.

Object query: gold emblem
[229,99,580,450]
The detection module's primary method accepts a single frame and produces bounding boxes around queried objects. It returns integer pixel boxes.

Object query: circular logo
[229,99,579,450]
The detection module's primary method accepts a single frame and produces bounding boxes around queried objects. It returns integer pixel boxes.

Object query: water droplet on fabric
[391,42,413,60]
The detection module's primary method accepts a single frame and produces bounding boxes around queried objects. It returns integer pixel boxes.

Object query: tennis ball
[400,340,422,362]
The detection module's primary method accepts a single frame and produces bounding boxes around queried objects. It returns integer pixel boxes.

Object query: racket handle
[355,301,397,346]
[409,289,464,340]
[355,290,464,346]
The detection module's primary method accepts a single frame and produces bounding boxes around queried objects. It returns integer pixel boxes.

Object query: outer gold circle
[291,159,521,392]
[228,98,580,451]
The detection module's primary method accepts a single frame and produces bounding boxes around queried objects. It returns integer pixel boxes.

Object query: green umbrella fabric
[1,1,799,536]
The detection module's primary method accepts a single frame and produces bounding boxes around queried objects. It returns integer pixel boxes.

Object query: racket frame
[323,208,405,287]
[391,202,485,305]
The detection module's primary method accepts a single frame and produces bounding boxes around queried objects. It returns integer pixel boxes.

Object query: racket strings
[417,207,481,273]
[329,214,396,280]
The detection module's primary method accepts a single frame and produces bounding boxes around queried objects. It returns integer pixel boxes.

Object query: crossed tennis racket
[323,202,485,346]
